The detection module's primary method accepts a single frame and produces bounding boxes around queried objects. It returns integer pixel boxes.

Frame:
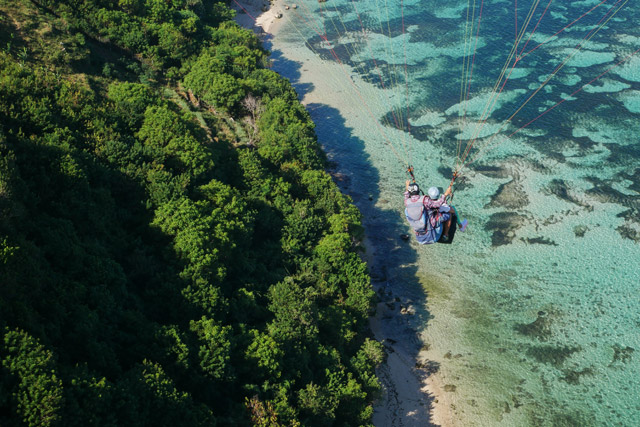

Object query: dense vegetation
[0,0,383,425]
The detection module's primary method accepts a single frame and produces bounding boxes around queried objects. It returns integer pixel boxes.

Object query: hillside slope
[0,1,383,425]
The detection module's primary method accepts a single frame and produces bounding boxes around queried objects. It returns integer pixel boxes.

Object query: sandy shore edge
[362,236,453,427]
[232,0,287,34]
[231,1,453,425]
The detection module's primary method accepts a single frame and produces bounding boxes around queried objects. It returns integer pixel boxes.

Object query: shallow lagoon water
[267,0,640,425]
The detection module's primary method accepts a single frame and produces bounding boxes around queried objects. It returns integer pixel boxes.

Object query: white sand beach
[232,2,453,425]
[364,236,454,427]
[232,0,287,34]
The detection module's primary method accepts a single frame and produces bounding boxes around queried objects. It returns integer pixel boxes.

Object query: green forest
[0,0,383,425]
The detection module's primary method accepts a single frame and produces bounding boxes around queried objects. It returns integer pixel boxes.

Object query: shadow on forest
[265,35,441,426]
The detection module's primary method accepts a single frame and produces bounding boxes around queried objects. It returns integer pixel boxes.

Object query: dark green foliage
[119,360,217,427]
[190,317,232,381]
[61,366,117,427]
[268,278,319,344]
[0,0,382,424]
[244,329,284,382]
[107,82,159,128]
[181,29,266,113]
[350,339,385,395]
[1,329,64,427]
[257,97,324,169]
[245,69,300,103]
[137,105,215,178]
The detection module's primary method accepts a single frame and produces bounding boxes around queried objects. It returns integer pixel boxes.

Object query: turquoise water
[266,0,640,425]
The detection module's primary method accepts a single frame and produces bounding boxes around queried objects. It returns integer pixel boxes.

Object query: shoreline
[232,0,287,35]
[363,236,452,427]
[232,1,453,425]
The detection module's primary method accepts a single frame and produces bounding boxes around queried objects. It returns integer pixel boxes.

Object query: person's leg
[442,214,453,239]
[450,205,463,226]
[449,205,468,232]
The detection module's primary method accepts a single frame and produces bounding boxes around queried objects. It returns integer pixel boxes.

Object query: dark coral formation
[610,344,635,366]
[585,177,631,205]
[526,344,581,367]
[584,176,640,241]
[573,225,588,237]
[546,179,590,207]
[561,367,593,385]
[485,212,529,246]
[616,224,640,242]
[486,178,529,209]
[469,164,511,179]
[521,237,557,246]
[628,168,640,194]
[514,311,553,341]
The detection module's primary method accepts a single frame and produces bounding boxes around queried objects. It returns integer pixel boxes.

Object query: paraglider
[403,167,467,244]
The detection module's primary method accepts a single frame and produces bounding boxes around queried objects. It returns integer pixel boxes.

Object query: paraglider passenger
[403,180,467,244]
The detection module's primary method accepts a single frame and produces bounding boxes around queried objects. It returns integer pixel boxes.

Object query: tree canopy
[0,0,383,425]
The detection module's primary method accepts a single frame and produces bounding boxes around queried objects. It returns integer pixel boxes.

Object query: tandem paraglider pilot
[403,180,467,244]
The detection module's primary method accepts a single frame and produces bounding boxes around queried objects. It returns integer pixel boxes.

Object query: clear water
[265,0,640,425]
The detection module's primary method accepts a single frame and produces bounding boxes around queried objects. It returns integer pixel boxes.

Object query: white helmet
[428,186,440,199]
